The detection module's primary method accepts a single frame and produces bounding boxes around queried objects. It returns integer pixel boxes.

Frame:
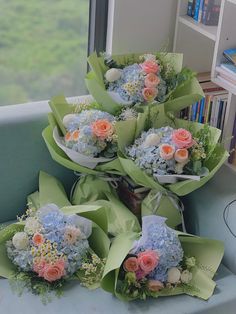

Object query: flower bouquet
[85,51,204,115]
[43,95,148,173]
[0,203,110,303]
[0,172,110,303]
[101,215,224,301]
[117,104,229,196]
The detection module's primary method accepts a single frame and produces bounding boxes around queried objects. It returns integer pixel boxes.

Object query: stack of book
[215,48,236,89]
[180,72,228,132]
[117,176,150,221]
[187,0,221,26]
[228,113,236,165]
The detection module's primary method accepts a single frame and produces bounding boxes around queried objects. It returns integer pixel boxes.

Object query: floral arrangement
[44,95,144,171]
[62,109,118,158]
[4,204,106,302]
[86,51,204,116]
[117,216,194,300]
[101,215,224,301]
[104,53,170,105]
[126,125,211,183]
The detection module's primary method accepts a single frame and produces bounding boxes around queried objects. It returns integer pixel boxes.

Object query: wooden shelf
[178,15,218,41]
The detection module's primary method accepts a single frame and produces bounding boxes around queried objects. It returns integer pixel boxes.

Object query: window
[0,0,92,106]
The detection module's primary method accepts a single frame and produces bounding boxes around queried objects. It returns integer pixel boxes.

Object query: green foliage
[9,271,65,304]
[0,0,89,106]
[76,251,106,289]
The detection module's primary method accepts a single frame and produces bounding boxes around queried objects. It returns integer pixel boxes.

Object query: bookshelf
[178,15,217,41]
[174,0,236,169]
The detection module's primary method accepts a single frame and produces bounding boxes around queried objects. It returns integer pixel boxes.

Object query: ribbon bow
[70,172,121,202]
[148,190,186,232]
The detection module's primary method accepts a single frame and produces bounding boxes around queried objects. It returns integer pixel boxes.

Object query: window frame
[88,0,109,56]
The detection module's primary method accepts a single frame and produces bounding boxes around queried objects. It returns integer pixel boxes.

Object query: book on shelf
[223,48,236,65]
[179,76,228,136]
[228,113,236,164]
[202,0,221,25]
[187,0,194,16]
[187,0,221,26]
[194,0,204,21]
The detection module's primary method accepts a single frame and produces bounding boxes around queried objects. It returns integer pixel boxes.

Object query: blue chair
[1,101,236,314]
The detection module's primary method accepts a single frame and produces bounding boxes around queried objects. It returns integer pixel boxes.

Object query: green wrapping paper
[85,52,204,115]
[117,104,229,196]
[72,174,182,230]
[71,174,141,236]
[141,190,182,228]
[0,172,110,281]
[101,230,224,301]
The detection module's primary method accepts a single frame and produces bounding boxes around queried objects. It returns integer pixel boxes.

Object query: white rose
[12,232,29,250]
[181,270,193,284]
[167,267,181,284]
[105,68,121,82]
[63,114,77,129]
[143,133,161,148]
[24,217,41,234]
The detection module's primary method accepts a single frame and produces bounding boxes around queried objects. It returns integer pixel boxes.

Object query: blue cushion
[0,101,76,223]
[0,265,236,314]
[183,165,236,275]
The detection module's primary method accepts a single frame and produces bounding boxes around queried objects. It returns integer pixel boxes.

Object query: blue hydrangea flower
[126,127,180,178]
[131,215,183,282]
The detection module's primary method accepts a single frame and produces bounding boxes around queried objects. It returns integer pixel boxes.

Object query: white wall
[106,0,177,54]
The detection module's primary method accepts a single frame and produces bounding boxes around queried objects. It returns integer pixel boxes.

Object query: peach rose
[148,280,164,292]
[137,250,159,274]
[32,233,45,246]
[72,130,80,141]
[144,73,160,88]
[174,148,189,163]
[172,129,194,149]
[142,87,158,102]
[141,60,159,74]
[159,144,175,160]
[123,257,139,272]
[43,259,65,282]
[91,119,113,140]
[65,132,72,142]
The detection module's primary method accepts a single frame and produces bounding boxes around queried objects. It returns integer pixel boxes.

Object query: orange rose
[65,132,72,142]
[43,259,65,282]
[142,87,158,102]
[141,60,159,74]
[159,144,175,160]
[174,148,189,163]
[72,130,80,141]
[145,73,160,88]
[123,257,139,272]
[172,129,193,149]
[91,119,113,139]
[32,233,45,246]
